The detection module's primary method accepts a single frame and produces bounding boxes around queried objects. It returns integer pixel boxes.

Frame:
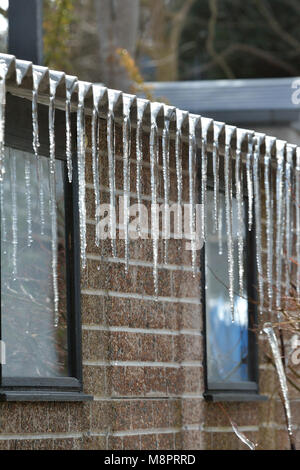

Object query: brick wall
[0,116,298,450]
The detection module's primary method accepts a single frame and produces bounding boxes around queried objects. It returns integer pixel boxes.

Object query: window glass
[205,190,249,384]
[1,147,68,378]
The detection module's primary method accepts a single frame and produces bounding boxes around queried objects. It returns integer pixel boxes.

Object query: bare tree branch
[206,0,235,79]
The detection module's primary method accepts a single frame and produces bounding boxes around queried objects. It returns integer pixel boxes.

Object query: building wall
[0,117,298,450]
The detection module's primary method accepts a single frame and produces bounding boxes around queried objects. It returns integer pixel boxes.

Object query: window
[0,93,91,401]
[203,177,266,402]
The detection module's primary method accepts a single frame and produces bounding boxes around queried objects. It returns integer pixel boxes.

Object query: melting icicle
[24,153,33,246]
[246,132,254,231]
[296,148,300,301]
[0,147,6,243]
[65,78,77,183]
[253,133,264,315]
[188,116,198,277]
[224,125,235,321]
[10,148,18,280]
[0,59,8,181]
[92,105,100,245]
[263,323,295,447]
[236,129,247,296]
[32,68,45,235]
[284,145,294,304]
[77,82,89,269]
[149,108,160,296]
[218,205,223,255]
[264,137,275,312]
[136,99,148,237]
[231,422,256,450]
[213,122,223,233]
[49,75,60,326]
[175,109,185,237]
[275,140,286,314]
[201,118,211,244]
[107,91,119,257]
[123,96,133,272]
[162,107,173,264]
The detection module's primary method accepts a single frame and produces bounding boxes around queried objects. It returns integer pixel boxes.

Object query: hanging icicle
[0,59,8,182]
[253,133,265,315]
[32,66,45,235]
[136,99,148,237]
[188,116,199,277]
[150,103,162,296]
[92,85,107,247]
[10,148,18,280]
[246,132,255,232]
[65,76,78,183]
[123,95,133,272]
[296,148,300,302]
[224,125,236,321]
[275,140,286,315]
[77,82,90,269]
[0,149,6,243]
[236,129,247,296]
[201,117,212,244]
[49,73,62,327]
[24,153,33,247]
[162,106,174,264]
[175,109,187,238]
[284,145,294,304]
[264,136,275,312]
[263,323,295,449]
[107,90,120,257]
[218,204,223,256]
[213,122,223,234]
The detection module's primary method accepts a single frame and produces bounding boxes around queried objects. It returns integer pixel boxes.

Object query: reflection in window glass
[1,148,68,378]
[205,190,249,384]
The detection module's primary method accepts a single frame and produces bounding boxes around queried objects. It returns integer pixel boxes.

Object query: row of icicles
[0,55,297,448]
[0,61,299,325]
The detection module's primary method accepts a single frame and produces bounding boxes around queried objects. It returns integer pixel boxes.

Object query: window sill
[0,391,94,402]
[203,392,268,402]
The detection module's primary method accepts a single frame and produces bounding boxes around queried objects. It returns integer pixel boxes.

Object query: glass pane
[1,147,68,378]
[205,190,249,384]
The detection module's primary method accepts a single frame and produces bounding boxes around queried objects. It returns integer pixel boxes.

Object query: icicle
[24,153,33,246]
[213,122,223,233]
[10,148,18,280]
[275,140,286,315]
[32,68,44,235]
[218,205,223,255]
[65,77,77,183]
[246,132,254,231]
[107,91,119,257]
[0,59,8,182]
[201,118,212,244]
[77,82,90,269]
[188,116,198,277]
[123,96,133,272]
[253,133,264,315]
[224,125,235,321]
[264,136,275,312]
[263,323,295,446]
[162,107,173,264]
[284,145,294,304]
[49,75,60,326]
[296,148,300,302]
[0,147,6,244]
[231,422,256,450]
[92,105,100,245]
[175,109,186,237]
[150,103,161,296]
[136,99,148,237]
[236,129,247,296]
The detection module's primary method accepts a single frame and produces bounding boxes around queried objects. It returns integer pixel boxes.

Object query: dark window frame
[0,93,92,401]
[202,166,267,402]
